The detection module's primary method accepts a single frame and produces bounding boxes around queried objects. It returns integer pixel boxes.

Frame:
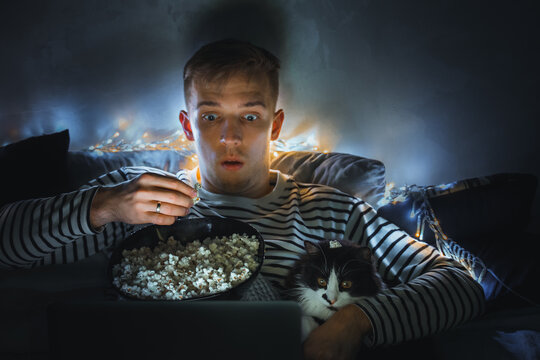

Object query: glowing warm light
[118,118,130,131]
[415,233,420,238]
[86,124,328,172]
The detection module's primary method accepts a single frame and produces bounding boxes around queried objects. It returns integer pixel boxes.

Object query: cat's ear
[304,241,319,256]
[357,246,372,261]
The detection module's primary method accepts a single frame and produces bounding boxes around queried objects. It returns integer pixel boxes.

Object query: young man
[0,39,485,359]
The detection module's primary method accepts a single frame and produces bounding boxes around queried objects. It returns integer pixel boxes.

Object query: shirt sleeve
[343,199,486,347]
[0,166,144,269]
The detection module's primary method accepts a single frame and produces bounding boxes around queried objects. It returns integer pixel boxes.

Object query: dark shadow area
[183,0,287,61]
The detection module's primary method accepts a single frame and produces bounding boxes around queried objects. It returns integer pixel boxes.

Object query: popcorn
[193,183,202,205]
[329,240,342,248]
[112,233,260,300]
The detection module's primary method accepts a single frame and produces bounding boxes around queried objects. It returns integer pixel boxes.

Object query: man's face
[179,71,284,197]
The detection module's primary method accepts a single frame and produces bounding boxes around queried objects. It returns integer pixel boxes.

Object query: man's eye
[203,114,218,121]
[244,114,258,121]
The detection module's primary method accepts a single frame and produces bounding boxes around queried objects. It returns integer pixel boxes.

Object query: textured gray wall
[1,0,539,228]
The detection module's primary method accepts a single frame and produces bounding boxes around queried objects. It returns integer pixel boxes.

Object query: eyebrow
[196,100,266,109]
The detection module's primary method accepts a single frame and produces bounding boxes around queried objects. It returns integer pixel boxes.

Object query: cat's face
[292,240,383,318]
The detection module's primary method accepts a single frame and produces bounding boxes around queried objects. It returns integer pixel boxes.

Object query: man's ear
[270,109,284,141]
[179,110,194,141]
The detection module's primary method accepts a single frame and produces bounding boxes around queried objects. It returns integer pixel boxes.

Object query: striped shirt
[0,165,485,347]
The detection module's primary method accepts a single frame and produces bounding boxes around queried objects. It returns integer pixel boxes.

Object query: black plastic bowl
[107,216,265,301]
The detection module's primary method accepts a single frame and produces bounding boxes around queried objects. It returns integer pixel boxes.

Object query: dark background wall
[1,0,539,229]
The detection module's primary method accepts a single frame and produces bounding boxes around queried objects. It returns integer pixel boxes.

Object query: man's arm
[0,169,131,269]
[0,166,196,269]
[342,199,486,347]
[303,303,372,360]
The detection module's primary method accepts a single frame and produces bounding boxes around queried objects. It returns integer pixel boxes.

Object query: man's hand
[303,304,372,360]
[90,172,198,229]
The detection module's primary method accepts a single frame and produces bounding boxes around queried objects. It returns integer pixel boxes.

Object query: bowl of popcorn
[108,216,265,301]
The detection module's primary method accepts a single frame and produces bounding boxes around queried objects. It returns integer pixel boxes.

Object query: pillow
[270,151,386,208]
[0,129,70,208]
[377,173,538,245]
[65,150,189,191]
[377,173,539,305]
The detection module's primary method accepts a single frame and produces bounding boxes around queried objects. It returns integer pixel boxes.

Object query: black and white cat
[284,239,385,341]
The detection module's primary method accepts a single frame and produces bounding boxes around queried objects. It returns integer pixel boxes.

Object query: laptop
[47,300,302,360]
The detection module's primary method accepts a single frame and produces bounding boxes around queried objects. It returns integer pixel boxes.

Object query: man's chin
[218,182,250,195]
[214,170,247,189]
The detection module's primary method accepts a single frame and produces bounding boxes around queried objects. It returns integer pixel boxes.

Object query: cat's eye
[317,277,327,287]
[341,280,352,289]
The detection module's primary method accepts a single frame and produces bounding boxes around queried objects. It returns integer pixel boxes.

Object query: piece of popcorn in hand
[193,183,202,205]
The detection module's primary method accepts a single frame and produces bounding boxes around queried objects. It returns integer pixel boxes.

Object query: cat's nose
[322,293,337,305]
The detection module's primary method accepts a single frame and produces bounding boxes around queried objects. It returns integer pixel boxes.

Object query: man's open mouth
[221,160,244,171]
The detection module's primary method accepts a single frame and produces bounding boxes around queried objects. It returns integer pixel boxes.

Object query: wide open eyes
[201,113,259,122]
[340,280,352,289]
[243,114,258,121]
[202,113,218,121]
[317,277,327,287]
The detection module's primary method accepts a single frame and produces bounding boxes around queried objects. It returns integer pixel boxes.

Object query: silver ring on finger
[156,202,161,214]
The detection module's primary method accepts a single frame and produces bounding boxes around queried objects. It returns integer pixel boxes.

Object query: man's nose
[220,118,242,146]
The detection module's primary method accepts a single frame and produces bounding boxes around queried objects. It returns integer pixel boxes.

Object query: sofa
[1,130,539,359]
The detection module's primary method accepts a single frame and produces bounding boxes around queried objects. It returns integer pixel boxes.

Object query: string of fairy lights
[86,128,328,169]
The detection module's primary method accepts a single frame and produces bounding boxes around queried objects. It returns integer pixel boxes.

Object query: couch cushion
[0,129,69,208]
[65,150,189,191]
[377,173,538,245]
[271,151,386,208]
